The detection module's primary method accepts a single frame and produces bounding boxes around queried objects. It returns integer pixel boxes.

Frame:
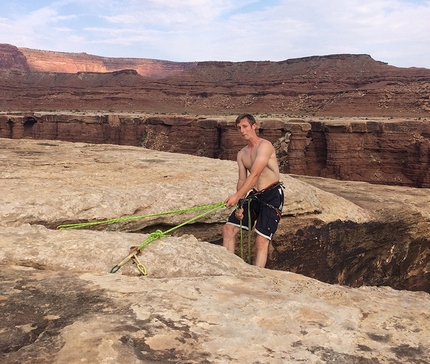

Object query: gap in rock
[138,219,429,293]
[38,218,429,293]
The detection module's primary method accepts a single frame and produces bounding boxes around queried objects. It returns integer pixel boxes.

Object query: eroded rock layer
[0,44,196,78]
[1,113,429,188]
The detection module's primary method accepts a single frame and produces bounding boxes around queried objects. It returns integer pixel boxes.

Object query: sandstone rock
[315,119,430,187]
[0,137,322,229]
[0,137,429,363]
[0,44,197,78]
[0,44,29,72]
[1,260,429,363]
[2,43,430,362]
[1,134,429,292]
[272,175,430,292]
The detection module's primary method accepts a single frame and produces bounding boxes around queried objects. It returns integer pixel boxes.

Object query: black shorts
[227,182,284,240]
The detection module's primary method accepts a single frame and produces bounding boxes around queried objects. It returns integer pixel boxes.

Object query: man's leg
[222,223,239,253]
[254,234,270,268]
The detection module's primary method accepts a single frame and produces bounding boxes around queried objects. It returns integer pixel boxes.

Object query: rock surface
[1,138,429,363]
[0,44,30,72]
[2,265,429,364]
[0,137,323,229]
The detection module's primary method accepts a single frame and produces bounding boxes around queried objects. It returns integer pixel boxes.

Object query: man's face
[236,118,256,139]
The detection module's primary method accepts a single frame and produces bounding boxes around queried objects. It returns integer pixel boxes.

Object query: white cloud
[103,0,236,27]
[0,0,429,67]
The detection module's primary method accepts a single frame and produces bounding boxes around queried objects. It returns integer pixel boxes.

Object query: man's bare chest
[241,149,257,170]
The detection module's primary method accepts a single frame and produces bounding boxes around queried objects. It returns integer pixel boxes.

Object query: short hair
[235,113,256,126]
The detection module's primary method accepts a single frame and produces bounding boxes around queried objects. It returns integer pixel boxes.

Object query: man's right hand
[224,194,240,207]
[235,208,244,220]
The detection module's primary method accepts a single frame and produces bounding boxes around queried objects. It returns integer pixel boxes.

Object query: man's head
[235,113,258,140]
[235,113,256,127]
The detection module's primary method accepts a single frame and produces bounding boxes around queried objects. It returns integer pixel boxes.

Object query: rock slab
[0,138,429,363]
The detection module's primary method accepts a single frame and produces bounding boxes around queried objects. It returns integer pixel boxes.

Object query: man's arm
[236,150,247,192]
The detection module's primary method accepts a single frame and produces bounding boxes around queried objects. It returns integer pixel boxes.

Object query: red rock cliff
[1,113,429,188]
[18,47,197,78]
[0,44,30,71]
[0,43,197,78]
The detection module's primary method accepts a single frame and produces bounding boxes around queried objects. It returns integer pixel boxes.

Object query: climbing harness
[57,202,226,274]
[251,181,284,218]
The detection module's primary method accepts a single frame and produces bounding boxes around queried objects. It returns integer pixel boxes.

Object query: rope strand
[57,202,225,230]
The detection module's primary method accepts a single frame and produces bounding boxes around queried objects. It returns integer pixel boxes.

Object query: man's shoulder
[259,138,272,145]
[258,138,275,150]
[237,146,248,160]
[238,145,248,154]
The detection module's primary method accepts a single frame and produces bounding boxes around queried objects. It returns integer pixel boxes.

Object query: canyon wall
[0,44,197,78]
[1,113,429,188]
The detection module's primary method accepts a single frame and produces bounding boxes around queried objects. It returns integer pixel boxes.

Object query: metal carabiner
[131,253,147,276]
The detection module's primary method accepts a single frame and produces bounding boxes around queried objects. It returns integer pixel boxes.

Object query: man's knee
[255,235,269,251]
[222,223,238,238]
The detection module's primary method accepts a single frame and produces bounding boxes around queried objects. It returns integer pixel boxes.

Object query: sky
[1,0,430,68]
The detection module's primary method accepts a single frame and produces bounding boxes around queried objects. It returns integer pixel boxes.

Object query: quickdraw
[131,250,147,276]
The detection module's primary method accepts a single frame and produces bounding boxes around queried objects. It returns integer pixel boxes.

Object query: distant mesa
[1,43,430,117]
[0,43,197,78]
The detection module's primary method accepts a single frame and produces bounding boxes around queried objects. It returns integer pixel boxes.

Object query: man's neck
[247,135,260,148]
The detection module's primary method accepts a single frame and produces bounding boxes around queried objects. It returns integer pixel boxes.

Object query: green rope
[57,202,225,230]
[238,199,252,264]
[110,202,226,274]
[247,199,252,264]
[238,206,244,261]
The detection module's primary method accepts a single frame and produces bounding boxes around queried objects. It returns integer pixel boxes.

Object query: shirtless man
[223,113,284,268]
